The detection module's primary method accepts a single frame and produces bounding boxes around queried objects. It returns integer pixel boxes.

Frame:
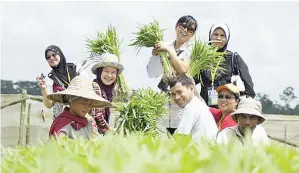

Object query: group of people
[37,50,123,139]
[36,15,269,146]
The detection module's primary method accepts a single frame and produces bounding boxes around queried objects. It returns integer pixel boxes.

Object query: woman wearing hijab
[90,53,124,135]
[194,23,255,108]
[36,45,83,119]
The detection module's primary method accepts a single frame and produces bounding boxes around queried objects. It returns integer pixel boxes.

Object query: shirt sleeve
[209,108,222,124]
[59,124,70,137]
[253,125,270,146]
[147,55,164,78]
[236,53,256,97]
[216,129,230,144]
[45,77,53,93]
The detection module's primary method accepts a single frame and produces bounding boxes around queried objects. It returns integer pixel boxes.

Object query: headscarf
[93,67,118,123]
[45,45,77,87]
[208,23,230,52]
[203,23,231,82]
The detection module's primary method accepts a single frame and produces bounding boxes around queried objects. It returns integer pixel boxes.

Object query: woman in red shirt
[209,84,240,131]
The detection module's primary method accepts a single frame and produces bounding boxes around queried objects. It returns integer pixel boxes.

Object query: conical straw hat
[47,75,111,108]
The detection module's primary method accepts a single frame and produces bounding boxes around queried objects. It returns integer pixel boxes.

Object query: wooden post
[284,125,287,147]
[26,103,32,146]
[18,89,27,146]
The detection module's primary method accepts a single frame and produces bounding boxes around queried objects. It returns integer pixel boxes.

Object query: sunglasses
[218,94,235,100]
[177,23,195,33]
[46,53,57,60]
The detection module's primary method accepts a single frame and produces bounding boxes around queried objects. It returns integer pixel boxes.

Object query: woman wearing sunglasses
[36,45,86,119]
[194,23,255,108]
[147,15,198,135]
[209,83,240,132]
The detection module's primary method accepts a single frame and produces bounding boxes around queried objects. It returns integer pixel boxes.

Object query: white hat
[231,98,265,124]
[91,53,124,75]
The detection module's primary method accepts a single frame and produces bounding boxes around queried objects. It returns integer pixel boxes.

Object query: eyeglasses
[46,53,57,60]
[218,94,235,100]
[177,23,195,33]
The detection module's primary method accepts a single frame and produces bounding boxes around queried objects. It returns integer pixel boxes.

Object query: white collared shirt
[216,125,270,146]
[147,39,194,78]
[176,96,218,141]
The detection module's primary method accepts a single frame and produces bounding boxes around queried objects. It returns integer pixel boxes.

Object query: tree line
[1,79,298,115]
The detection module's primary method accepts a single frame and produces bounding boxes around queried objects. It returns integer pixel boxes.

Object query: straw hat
[47,75,111,108]
[231,98,265,124]
[91,53,124,75]
[216,83,240,98]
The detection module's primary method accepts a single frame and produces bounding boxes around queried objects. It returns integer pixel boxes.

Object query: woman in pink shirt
[209,84,240,131]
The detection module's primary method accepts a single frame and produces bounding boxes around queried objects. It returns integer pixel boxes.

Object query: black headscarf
[45,45,76,87]
[208,23,230,52]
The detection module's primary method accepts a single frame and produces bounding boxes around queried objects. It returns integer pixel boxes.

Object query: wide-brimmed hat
[216,83,240,98]
[91,53,124,75]
[231,98,265,124]
[47,75,111,108]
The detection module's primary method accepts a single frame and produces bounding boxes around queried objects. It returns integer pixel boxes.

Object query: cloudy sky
[1,1,299,104]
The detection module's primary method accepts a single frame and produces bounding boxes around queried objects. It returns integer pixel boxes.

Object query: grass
[1,134,299,173]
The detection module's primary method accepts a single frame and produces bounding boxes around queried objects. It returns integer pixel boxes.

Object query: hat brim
[231,108,265,124]
[91,62,124,75]
[47,90,112,108]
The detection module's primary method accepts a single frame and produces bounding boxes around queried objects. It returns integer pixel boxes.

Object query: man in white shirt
[216,98,270,146]
[169,75,218,141]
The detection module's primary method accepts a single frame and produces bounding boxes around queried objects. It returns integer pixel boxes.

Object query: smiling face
[170,82,194,108]
[175,22,196,43]
[69,97,93,117]
[210,28,227,49]
[100,67,118,85]
[217,89,239,114]
[46,50,61,67]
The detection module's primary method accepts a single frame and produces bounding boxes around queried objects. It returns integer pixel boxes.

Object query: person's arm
[91,108,110,134]
[216,130,228,144]
[155,41,189,75]
[42,89,54,108]
[167,46,189,74]
[236,54,256,98]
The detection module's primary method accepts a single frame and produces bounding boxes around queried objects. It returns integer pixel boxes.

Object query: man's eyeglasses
[218,94,235,100]
[46,53,57,60]
[177,23,195,33]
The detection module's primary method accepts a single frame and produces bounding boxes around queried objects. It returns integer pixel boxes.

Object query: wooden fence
[1,89,43,146]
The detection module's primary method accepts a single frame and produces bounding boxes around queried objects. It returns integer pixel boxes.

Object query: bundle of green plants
[188,40,226,86]
[129,20,176,80]
[115,87,169,137]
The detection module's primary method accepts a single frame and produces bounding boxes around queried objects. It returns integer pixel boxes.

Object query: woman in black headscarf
[194,23,255,108]
[37,45,78,119]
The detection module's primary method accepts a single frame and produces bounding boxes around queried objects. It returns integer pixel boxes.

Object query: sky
[1,1,299,105]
